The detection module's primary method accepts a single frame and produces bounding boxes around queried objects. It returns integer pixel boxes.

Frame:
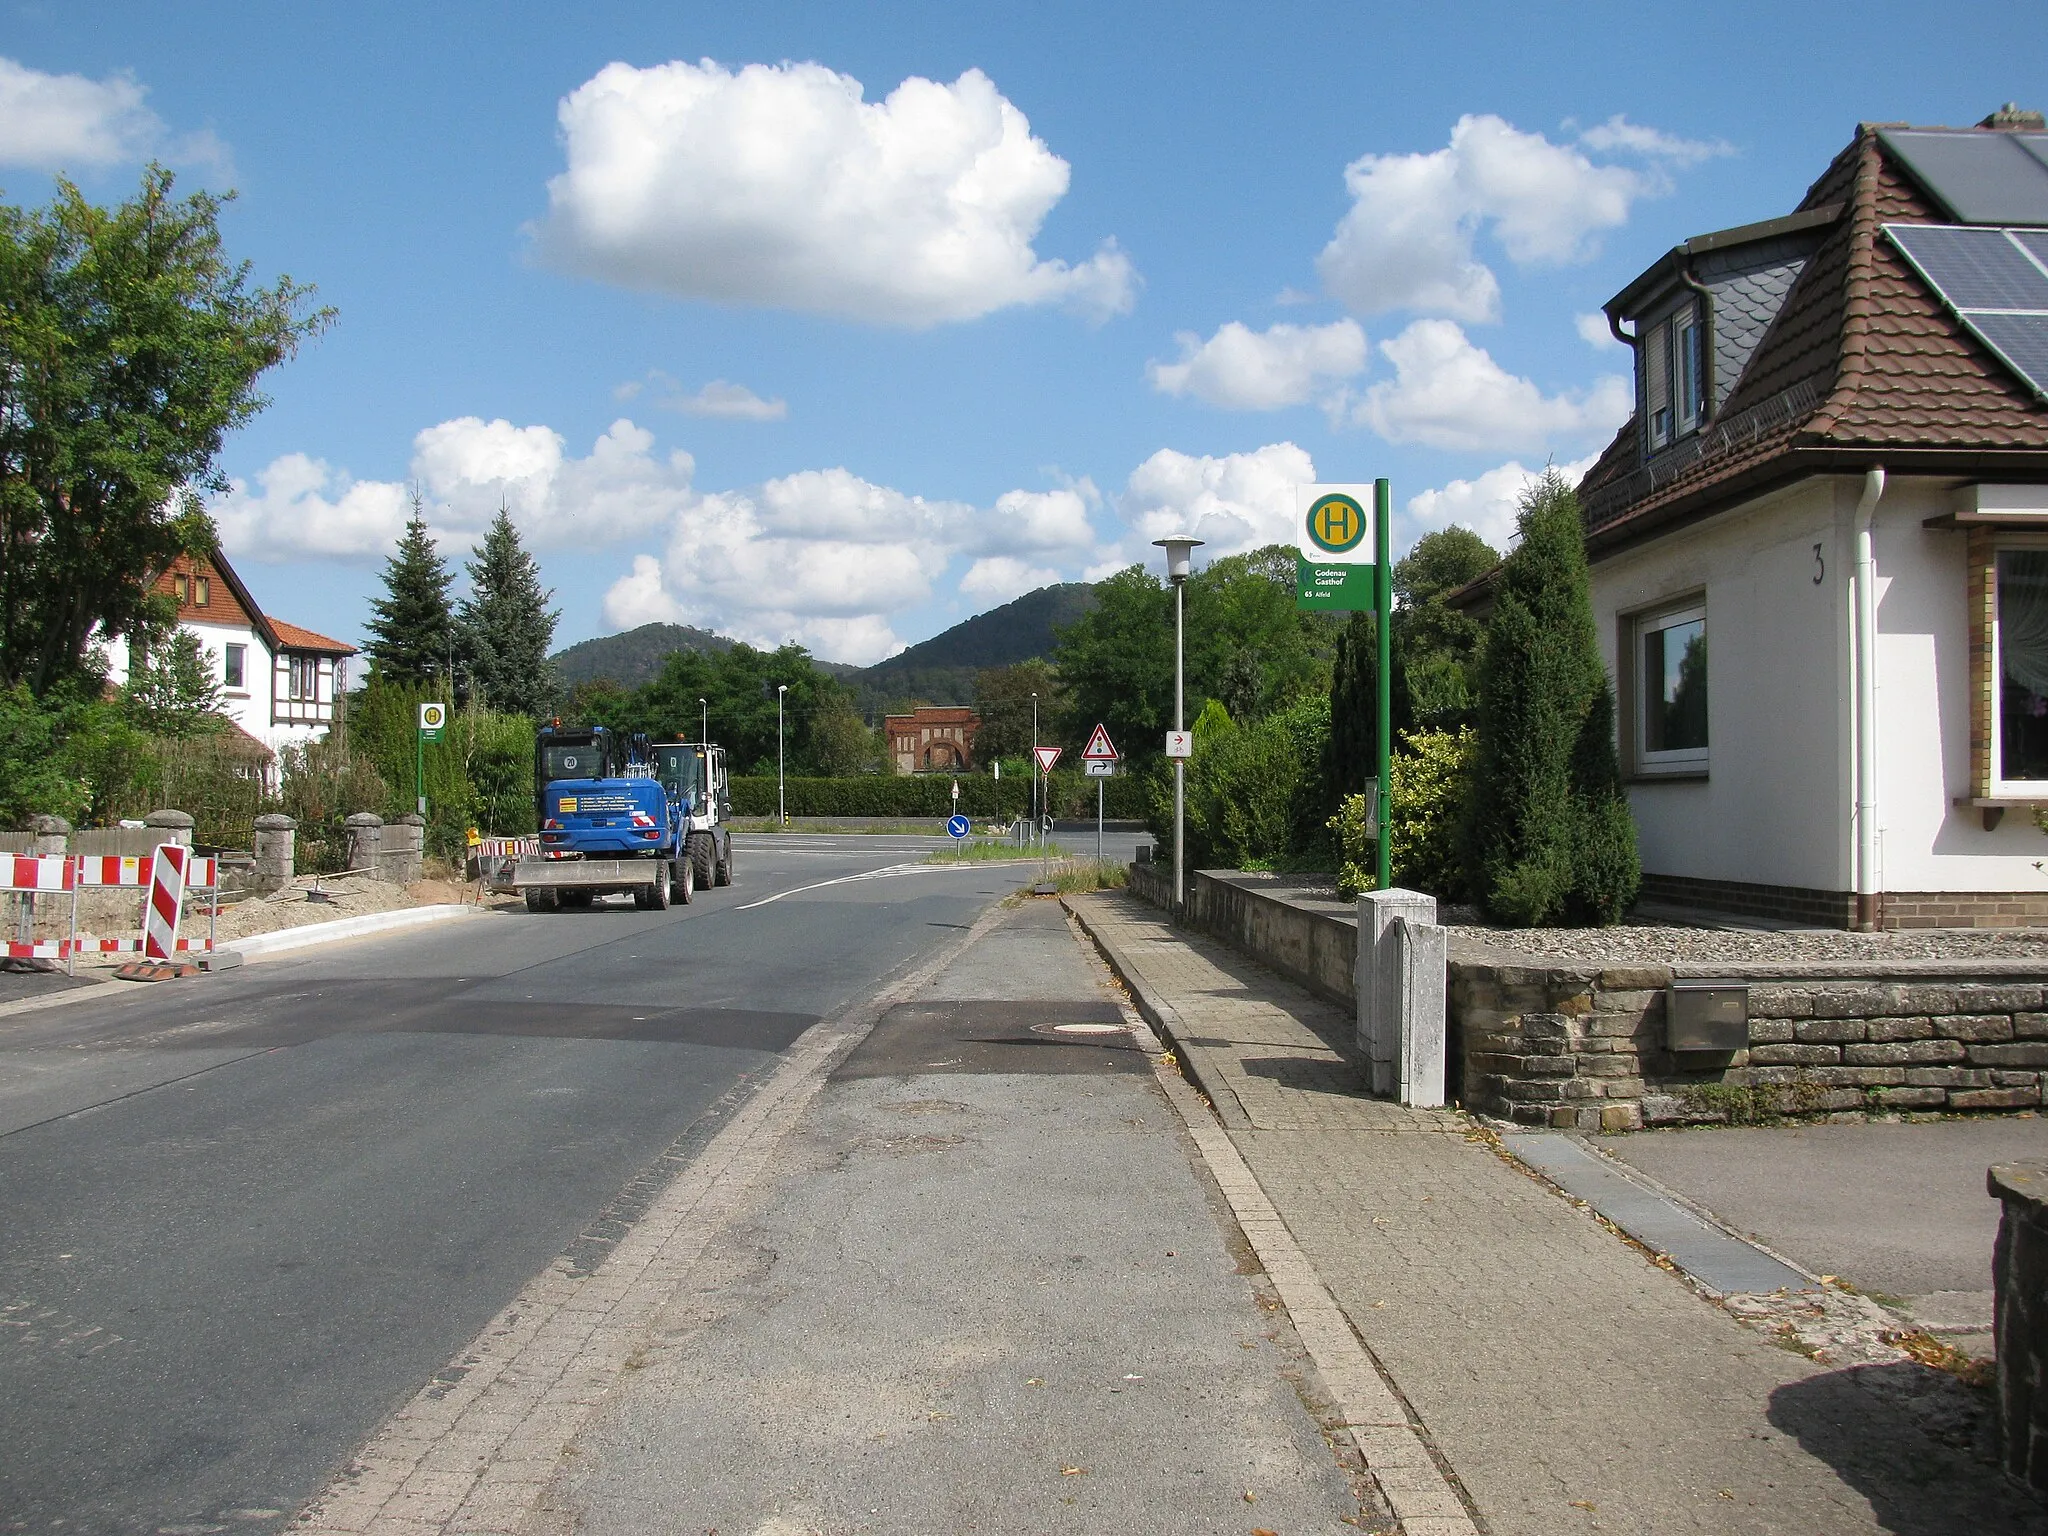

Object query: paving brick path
[1069,891,2046,1536]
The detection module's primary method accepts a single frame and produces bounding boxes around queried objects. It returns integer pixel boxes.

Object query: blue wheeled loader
[514,725,726,912]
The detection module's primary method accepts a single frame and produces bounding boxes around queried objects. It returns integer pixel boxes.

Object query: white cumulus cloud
[0,56,226,172]
[1574,114,1733,167]
[1404,454,1602,554]
[603,466,1104,665]
[1354,319,1630,453]
[1575,312,1624,350]
[1316,114,1671,323]
[211,418,692,560]
[1117,442,1316,561]
[534,58,1135,327]
[669,380,787,421]
[961,556,1063,605]
[1147,319,1367,410]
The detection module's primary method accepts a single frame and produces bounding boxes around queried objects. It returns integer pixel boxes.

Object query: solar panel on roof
[1887,224,2048,309]
[1884,223,2048,402]
[1971,314,2048,400]
[1879,130,2048,226]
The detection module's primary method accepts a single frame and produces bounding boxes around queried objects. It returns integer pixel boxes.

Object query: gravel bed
[1445,922,2048,964]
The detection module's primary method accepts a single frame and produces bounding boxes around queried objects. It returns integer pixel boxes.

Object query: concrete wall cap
[1989,1160,2048,1206]
[28,814,71,836]
[253,813,296,831]
[345,812,385,828]
[144,809,195,828]
[396,813,425,827]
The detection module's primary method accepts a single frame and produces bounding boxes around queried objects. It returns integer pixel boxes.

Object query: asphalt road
[0,833,1027,1535]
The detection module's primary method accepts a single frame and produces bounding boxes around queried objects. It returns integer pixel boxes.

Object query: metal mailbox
[1667,978,1750,1052]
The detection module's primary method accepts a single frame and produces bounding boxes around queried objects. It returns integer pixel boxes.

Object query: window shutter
[1644,320,1671,447]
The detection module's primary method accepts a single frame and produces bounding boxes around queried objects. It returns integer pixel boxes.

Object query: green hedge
[729,771,1152,820]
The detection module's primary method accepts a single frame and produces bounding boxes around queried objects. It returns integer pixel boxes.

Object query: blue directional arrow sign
[946,813,970,840]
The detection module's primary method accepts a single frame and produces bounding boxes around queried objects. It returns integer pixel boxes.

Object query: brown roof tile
[268,618,356,654]
[1579,121,2048,556]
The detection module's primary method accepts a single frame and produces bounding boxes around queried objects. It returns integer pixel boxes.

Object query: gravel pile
[1446,921,2048,964]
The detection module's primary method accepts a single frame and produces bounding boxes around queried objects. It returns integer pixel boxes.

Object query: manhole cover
[1037,1022,1127,1037]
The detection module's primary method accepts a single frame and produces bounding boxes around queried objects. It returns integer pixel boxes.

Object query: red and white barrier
[3,854,78,963]
[64,845,220,967]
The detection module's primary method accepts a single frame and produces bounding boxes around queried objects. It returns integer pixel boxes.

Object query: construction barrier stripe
[2,855,74,893]
[83,937,212,953]
[143,844,187,961]
[71,855,217,889]
[2,940,76,958]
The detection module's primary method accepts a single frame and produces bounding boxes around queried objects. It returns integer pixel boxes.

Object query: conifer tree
[1465,471,1639,925]
[363,491,455,686]
[458,507,560,718]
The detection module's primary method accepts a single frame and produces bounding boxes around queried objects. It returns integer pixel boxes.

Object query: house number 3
[1812,543,1825,585]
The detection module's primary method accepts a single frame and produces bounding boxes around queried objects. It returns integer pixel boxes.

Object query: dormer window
[1643,299,1707,452]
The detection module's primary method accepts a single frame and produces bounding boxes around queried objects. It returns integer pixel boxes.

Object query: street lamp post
[777,684,788,825]
[1154,534,1203,911]
[698,696,708,744]
[1030,691,1038,847]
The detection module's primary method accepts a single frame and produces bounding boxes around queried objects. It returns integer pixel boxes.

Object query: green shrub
[1165,693,1333,872]
[277,737,389,873]
[1465,472,1639,926]
[1329,727,1477,900]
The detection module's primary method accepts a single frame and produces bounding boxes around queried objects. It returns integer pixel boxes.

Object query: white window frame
[223,642,246,692]
[1634,600,1710,776]
[1990,536,2048,796]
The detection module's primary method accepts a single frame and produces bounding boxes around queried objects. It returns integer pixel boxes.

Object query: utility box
[1667,979,1750,1052]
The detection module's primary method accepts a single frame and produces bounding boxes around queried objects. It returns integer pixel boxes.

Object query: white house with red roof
[105,549,357,761]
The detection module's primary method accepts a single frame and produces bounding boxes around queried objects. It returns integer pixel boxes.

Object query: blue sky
[8,2,2042,662]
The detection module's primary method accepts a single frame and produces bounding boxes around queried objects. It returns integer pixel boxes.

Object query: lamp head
[1152,533,1204,583]
[777,683,787,694]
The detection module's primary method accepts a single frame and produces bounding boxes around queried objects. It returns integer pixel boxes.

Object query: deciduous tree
[0,168,328,694]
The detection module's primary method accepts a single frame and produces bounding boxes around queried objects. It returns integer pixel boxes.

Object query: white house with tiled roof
[106,549,356,760]
[1524,107,2048,930]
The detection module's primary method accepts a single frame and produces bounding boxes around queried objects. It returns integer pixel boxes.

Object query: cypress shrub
[1465,472,1639,925]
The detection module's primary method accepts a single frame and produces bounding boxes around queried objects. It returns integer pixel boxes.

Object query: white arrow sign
[1081,723,1119,761]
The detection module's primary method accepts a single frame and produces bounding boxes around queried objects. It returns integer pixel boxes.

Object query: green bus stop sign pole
[1374,477,1392,894]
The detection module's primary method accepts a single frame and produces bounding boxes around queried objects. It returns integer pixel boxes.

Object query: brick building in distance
[886,706,979,774]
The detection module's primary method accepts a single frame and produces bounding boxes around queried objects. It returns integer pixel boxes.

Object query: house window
[1643,301,1707,452]
[173,572,189,603]
[288,655,319,702]
[1993,549,2048,789]
[193,576,209,607]
[224,643,245,690]
[1635,603,1709,772]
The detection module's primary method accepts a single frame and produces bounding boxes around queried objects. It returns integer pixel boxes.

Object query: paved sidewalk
[1068,891,2045,1536]
[532,898,1380,1533]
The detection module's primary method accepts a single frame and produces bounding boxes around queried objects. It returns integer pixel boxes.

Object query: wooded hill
[547,582,1096,716]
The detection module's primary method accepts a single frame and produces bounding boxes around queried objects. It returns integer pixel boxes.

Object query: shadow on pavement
[1767,1360,2048,1533]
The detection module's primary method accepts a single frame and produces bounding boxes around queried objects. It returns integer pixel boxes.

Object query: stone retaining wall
[1458,956,2048,1132]
[1183,870,1358,1007]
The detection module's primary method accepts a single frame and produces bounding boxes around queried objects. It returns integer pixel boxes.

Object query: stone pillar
[144,809,195,846]
[1357,888,1438,1096]
[252,813,296,891]
[1991,1160,2048,1492]
[28,814,69,858]
[379,813,425,884]
[1390,916,1449,1108]
[345,812,384,875]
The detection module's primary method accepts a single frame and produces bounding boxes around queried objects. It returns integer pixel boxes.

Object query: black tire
[714,832,732,886]
[690,832,715,890]
[524,888,559,913]
[646,864,670,911]
[671,852,694,905]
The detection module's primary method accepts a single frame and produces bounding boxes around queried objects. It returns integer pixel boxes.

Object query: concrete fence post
[29,814,70,858]
[1391,916,1449,1108]
[1990,1161,2048,1492]
[345,812,384,875]
[384,813,425,884]
[1356,888,1436,1096]
[252,813,296,891]
[144,809,195,846]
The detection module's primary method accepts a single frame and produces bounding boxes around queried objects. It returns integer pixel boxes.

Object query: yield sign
[1081,723,1119,761]
[1033,745,1063,774]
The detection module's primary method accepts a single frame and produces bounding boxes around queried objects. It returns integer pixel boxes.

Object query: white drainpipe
[1854,467,1886,931]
